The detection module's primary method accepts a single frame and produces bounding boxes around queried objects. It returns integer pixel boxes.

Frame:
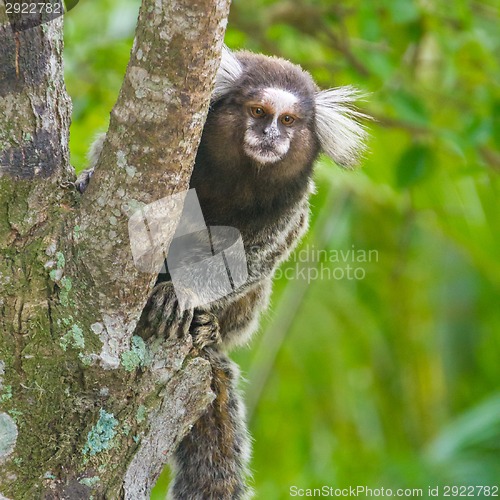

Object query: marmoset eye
[250,106,266,118]
[280,114,295,126]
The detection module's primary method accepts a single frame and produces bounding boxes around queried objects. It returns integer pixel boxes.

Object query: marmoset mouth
[244,144,283,164]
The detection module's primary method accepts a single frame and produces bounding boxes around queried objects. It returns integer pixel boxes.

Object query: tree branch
[0,0,232,497]
[68,0,231,362]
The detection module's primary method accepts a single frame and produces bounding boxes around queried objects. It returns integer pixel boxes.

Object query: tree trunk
[0,0,231,498]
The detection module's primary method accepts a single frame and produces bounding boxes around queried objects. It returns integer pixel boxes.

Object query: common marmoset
[77,46,366,499]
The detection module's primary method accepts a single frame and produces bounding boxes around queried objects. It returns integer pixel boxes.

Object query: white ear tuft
[212,46,243,102]
[315,86,369,168]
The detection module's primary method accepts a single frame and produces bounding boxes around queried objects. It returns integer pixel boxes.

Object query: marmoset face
[242,87,304,165]
[209,47,367,171]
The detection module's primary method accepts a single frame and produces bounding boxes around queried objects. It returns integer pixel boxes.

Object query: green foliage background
[64,0,500,497]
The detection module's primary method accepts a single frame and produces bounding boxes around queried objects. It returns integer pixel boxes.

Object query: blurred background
[63,0,500,497]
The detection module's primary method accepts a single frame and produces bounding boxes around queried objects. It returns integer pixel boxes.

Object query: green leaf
[395,144,433,188]
[388,90,429,126]
[384,0,420,24]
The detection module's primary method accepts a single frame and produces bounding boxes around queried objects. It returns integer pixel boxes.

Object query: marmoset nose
[263,125,279,139]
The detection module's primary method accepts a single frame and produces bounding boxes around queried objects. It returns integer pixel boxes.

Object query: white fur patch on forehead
[261,88,299,114]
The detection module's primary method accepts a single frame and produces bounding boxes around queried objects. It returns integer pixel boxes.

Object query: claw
[190,311,221,350]
[146,282,190,339]
[141,282,221,349]
[178,309,194,338]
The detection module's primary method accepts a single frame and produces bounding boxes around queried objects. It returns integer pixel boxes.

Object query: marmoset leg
[215,279,272,349]
[168,349,251,500]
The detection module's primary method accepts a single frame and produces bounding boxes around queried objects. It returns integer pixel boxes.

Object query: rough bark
[0,0,231,498]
